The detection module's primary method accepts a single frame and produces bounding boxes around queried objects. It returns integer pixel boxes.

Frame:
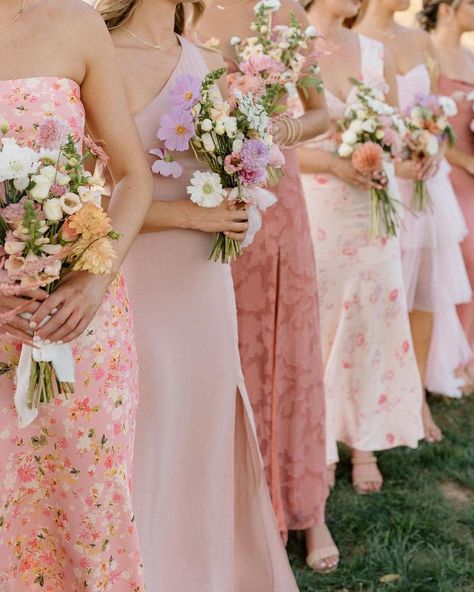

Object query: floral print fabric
[0,77,145,592]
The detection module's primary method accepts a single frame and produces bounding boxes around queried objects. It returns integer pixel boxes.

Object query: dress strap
[177,35,210,78]
[359,34,386,92]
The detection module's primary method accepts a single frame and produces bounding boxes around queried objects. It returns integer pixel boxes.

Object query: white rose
[43,198,63,221]
[342,129,358,145]
[230,36,241,47]
[13,177,29,191]
[223,117,237,137]
[201,133,215,153]
[201,119,213,132]
[232,138,244,153]
[349,119,363,134]
[304,25,317,38]
[215,121,226,136]
[30,174,52,200]
[338,143,353,158]
[361,119,377,133]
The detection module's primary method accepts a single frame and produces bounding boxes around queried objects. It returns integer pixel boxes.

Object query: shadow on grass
[288,396,474,592]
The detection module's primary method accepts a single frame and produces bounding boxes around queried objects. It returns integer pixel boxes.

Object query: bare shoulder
[197,45,227,72]
[40,0,111,49]
[399,25,434,53]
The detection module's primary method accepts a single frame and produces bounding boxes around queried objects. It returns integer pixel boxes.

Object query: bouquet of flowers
[337,79,406,238]
[0,120,117,427]
[230,0,322,116]
[152,69,284,263]
[403,93,457,211]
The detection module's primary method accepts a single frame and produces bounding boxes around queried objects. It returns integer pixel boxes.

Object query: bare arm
[33,8,153,342]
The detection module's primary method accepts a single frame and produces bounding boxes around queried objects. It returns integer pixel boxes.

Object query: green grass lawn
[289,395,474,592]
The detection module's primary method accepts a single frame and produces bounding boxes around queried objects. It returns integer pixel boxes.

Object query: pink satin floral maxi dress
[0,77,145,591]
[301,36,425,465]
[122,37,299,592]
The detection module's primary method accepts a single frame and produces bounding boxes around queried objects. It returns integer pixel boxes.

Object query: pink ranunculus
[224,152,244,174]
[240,54,285,76]
[157,110,195,152]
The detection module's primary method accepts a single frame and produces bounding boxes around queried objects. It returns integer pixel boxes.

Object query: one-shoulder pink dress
[439,74,474,391]
[0,78,145,591]
[396,64,472,398]
[301,36,424,464]
[122,38,299,592]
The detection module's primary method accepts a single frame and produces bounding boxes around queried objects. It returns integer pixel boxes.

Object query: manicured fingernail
[51,308,58,315]
[29,321,37,329]
[44,339,51,345]
[33,335,41,343]
[57,340,63,345]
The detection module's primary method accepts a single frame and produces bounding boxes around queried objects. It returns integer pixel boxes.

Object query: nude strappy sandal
[305,525,340,574]
[351,453,383,494]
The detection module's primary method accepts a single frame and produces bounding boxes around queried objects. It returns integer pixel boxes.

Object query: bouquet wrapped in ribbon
[152,69,284,263]
[0,121,118,427]
[337,79,406,238]
[231,0,322,116]
[403,93,457,211]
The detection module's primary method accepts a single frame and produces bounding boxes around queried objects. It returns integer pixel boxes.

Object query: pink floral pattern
[301,36,424,464]
[0,78,145,592]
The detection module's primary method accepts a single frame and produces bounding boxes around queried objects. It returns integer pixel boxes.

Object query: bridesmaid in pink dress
[357,0,472,424]
[198,0,338,573]
[0,1,153,590]
[300,0,424,494]
[99,1,300,589]
[431,0,474,394]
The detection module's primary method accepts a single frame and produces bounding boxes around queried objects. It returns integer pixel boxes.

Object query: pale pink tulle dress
[396,65,473,398]
[301,35,424,465]
[438,74,474,389]
[0,78,146,591]
[122,38,299,592]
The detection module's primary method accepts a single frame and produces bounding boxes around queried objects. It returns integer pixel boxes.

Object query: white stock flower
[230,36,241,46]
[223,117,237,137]
[43,198,63,221]
[342,129,358,145]
[304,25,317,38]
[201,133,216,153]
[0,139,39,182]
[254,0,281,12]
[201,119,213,132]
[187,171,226,208]
[338,143,354,158]
[349,119,363,134]
[439,95,457,117]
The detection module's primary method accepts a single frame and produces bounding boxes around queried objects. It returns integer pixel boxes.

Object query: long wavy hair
[95,0,206,33]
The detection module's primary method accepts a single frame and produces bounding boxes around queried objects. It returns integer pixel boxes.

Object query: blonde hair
[95,0,206,34]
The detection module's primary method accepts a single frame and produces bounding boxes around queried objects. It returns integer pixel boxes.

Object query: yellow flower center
[175,125,187,136]
[202,182,214,195]
[184,91,193,100]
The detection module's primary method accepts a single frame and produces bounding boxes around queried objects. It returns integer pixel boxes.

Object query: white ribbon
[240,186,277,248]
[383,160,404,220]
[14,341,75,429]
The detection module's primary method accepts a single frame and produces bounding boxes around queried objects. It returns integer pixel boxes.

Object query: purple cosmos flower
[240,139,270,172]
[169,75,202,110]
[157,110,195,152]
[150,148,183,178]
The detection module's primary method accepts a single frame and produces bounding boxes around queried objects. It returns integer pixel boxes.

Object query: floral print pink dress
[301,36,424,464]
[0,78,145,592]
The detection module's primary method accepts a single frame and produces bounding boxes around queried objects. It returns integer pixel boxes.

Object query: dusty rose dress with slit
[122,37,299,592]
[439,74,474,390]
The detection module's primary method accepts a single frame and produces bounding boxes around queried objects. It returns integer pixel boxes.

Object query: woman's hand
[185,199,249,242]
[30,272,112,344]
[0,290,47,344]
[329,156,377,189]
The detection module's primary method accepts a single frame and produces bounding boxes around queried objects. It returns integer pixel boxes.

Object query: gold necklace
[119,26,177,51]
[0,0,26,29]
[214,0,250,10]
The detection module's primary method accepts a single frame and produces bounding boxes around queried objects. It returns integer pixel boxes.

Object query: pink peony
[351,142,384,176]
